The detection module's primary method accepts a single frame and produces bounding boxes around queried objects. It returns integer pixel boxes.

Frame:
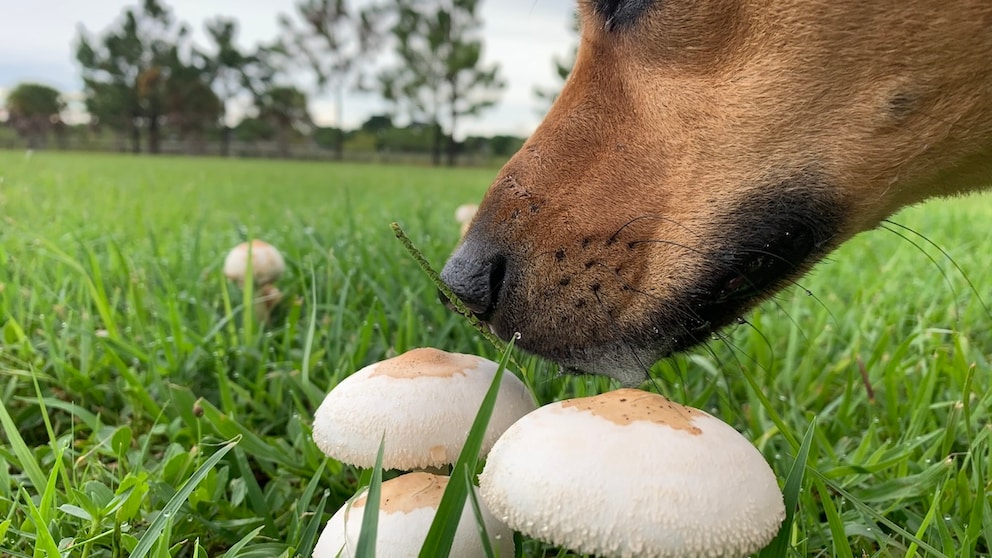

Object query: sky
[0,0,577,138]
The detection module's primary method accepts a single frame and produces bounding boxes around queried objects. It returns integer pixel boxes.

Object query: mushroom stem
[415,465,450,476]
[253,284,282,323]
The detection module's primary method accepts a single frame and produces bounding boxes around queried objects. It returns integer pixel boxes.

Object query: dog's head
[442,0,992,385]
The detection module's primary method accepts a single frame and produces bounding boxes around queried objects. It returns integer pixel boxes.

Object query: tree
[378,0,505,166]
[360,114,393,134]
[162,51,223,154]
[202,17,252,156]
[533,10,578,112]
[235,42,309,157]
[241,43,282,101]
[75,0,193,153]
[233,116,275,142]
[4,83,64,149]
[279,0,385,160]
[81,81,133,146]
[257,85,312,158]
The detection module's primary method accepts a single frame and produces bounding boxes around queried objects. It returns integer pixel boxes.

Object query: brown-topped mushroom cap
[479,388,786,558]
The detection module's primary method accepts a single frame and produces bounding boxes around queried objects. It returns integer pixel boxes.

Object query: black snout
[439,243,506,319]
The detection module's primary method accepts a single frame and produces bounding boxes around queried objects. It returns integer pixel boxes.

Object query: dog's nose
[439,243,506,317]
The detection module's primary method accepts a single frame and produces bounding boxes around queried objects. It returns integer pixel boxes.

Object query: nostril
[440,249,507,318]
[486,257,506,311]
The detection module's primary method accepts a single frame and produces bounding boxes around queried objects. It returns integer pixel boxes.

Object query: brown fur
[443,0,992,385]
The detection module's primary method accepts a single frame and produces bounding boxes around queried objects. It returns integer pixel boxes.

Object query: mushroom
[312,347,537,471]
[222,239,285,320]
[223,239,285,286]
[454,204,478,238]
[312,472,514,558]
[478,388,785,558]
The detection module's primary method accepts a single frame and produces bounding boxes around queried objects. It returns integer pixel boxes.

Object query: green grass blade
[906,485,943,558]
[297,489,330,558]
[37,442,64,535]
[813,475,855,558]
[21,441,66,558]
[809,469,949,557]
[241,244,256,346]
[301,263,319,397]
[759,416,816,557]
[964,453,985,547]
[462,464,497,558]
[22,486,61,558]
[220,525,266,558]
[196,398,296,468]
[739,365,800,450]
[232,447,279,537]
[0,394,47,491]
[418,337,516,558]
[293,459,329,552]
[354,435,385,558]
[130,436,240,558]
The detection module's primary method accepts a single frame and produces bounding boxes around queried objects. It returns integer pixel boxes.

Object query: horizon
[0,0,577,139]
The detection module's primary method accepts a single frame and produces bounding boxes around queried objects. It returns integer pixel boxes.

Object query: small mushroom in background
[312,347,537,471]
[454,204,478,238]
[222,239,285,321]
[311,472,513,558]
[479,388,786,558]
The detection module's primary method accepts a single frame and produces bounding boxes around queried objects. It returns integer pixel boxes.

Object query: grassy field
[0,149,989,557]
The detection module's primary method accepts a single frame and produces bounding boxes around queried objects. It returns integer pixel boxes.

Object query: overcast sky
[0,0,576,137]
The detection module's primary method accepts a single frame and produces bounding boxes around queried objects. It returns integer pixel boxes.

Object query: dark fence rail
[0,134,510,168]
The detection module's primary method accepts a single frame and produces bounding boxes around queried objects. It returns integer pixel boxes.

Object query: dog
[441,0,992,386]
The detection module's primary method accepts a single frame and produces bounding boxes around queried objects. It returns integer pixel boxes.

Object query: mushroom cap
[223,240,285,286]
[312,347,537,470]
[478,388,785,558]
[311,472,514,558]
[454,204,478,224]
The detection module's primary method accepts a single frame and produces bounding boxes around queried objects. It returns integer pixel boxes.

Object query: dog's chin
[480,284,745,387]
[487,319,665,387]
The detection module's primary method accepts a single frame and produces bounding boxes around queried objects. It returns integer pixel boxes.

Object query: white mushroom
[479,388,785,558]
[223,239,285,287]
[222,240,285,320]
[312,472,514,558]
[454,204,478,238]
[312,347,537,470]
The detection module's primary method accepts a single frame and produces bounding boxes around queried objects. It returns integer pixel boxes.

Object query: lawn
[0,150,989,557]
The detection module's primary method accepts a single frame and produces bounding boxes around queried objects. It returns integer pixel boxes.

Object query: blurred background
[0,0,578,166]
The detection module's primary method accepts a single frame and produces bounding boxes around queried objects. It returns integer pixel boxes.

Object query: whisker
[698,336,747,415]
[589,261,738,392]
[608,214,704,245]
[667,353,691,402]
[878,222,962,323]
[723,317,775,372]
[723,245,836,317]
[625,238,813,339]
[632,237,835,322]
[589,288,654,387]
[881,219,992,320]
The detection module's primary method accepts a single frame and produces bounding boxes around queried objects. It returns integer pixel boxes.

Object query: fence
[0,132,509,168]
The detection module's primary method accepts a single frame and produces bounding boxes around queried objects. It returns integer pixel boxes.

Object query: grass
[0,149,989,557]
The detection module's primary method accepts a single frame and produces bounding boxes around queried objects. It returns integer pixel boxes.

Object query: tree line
[2,0,530,166]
